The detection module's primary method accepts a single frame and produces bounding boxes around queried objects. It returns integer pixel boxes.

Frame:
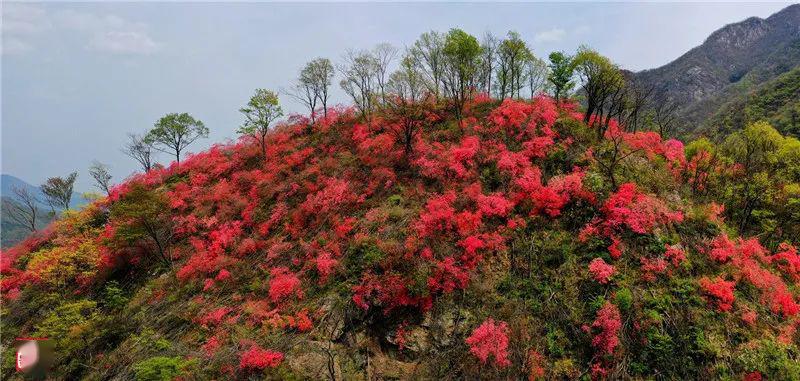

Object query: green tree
[145,113,208,164]
[41,172,78,212]
[721,121,800,239]
[496,31,532,99]
[572,46,624,130]
[238,89,283,161]
[108,184,174,267]
[548,51,575,103]
[442,28,483,116]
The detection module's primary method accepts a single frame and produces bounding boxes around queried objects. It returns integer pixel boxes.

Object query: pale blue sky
[2,2,793,190]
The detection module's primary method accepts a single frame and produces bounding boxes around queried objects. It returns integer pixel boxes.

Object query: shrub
[465,318,511,368]
[133,356,195,381]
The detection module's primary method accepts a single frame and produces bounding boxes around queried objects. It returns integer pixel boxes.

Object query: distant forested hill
[633,4,800,137]
[1,174,87,248]
[703,64,800,138]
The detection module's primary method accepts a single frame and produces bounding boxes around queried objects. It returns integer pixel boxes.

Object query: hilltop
[2,94,799,380]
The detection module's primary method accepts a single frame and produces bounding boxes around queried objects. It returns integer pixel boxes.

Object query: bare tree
[309,58,335,119]
[289,58,334,123]
[478,32,499,96]
[339,49,378,118]
[41,172,78,211]
[388,53,428,102]
[123,133,154,172]
[409,31,446,99]
[650,95,680,137]
[2,185,40,232]
[526,55,549,98]
[372,43,398,104]
[88,161,113,196]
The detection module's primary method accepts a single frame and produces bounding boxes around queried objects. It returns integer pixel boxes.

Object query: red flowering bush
[465,318,511,368]
[699,277,736,312]
[589,258,615,284]
[591,302,622,357]
[268,267,302,303]
[239,345,284,370]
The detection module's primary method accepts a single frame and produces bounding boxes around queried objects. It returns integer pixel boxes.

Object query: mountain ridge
[633,3,800,135]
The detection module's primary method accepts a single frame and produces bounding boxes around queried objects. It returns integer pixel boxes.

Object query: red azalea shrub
[591,302,621,357]
[268,267,302,303]
[664,244,687,266]
[527,350,546,380]
[239,345,284,370]
[771,243,800,281]
[465,318,511,368]
[588,258,615,284]
[601,183,683,235]
[699,277,735,312]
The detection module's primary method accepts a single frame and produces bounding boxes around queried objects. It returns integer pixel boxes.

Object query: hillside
[703,64,800,138]
[1,96,799,380]
[633,3,800,135]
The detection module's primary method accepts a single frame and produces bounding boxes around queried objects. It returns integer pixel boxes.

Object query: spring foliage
[1,93,798,380]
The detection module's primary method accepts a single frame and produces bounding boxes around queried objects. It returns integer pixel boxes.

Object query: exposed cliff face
[634,4,800,134]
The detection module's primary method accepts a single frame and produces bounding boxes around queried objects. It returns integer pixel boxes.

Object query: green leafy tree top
[145,113,208,164]
[548,51,575,102]
[238,89,282,160]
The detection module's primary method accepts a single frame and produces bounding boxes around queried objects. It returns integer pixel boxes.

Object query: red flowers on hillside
[589,258,615,284]
[591,302,621,356]
[268,267,302,303]
[699,277,735,312]
[239,346,284,370]
[465,318,511,368]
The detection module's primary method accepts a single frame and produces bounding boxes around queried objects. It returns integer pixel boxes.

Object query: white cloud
[2,4,51,35]
[3,38,34,55]
[534,28,566,43]
[89,31,159,55]
[1,4,160,55]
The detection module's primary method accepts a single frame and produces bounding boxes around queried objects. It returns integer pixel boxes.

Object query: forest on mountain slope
[633,3,800,138]
[2,26,800,381]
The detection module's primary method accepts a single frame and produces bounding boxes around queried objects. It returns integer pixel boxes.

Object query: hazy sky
[2,2,793,191]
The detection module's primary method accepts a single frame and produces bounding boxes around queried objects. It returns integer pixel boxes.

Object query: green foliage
[133,356,196,381]
[344,240,385,279]
[615,287,633,311]
[108,184,173,266]
[734,340,800,380]
[145,112,208,163]
[103,281,129,310]
[708,65,800,138]
[547,51,575,101]
[718,122,800,242]
[238,88,283,154]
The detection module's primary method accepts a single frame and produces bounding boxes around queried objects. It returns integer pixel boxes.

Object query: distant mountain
[1,174,89,248]
[1,174,89,210]
[1,196,53,248]
[633,3,800,137]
